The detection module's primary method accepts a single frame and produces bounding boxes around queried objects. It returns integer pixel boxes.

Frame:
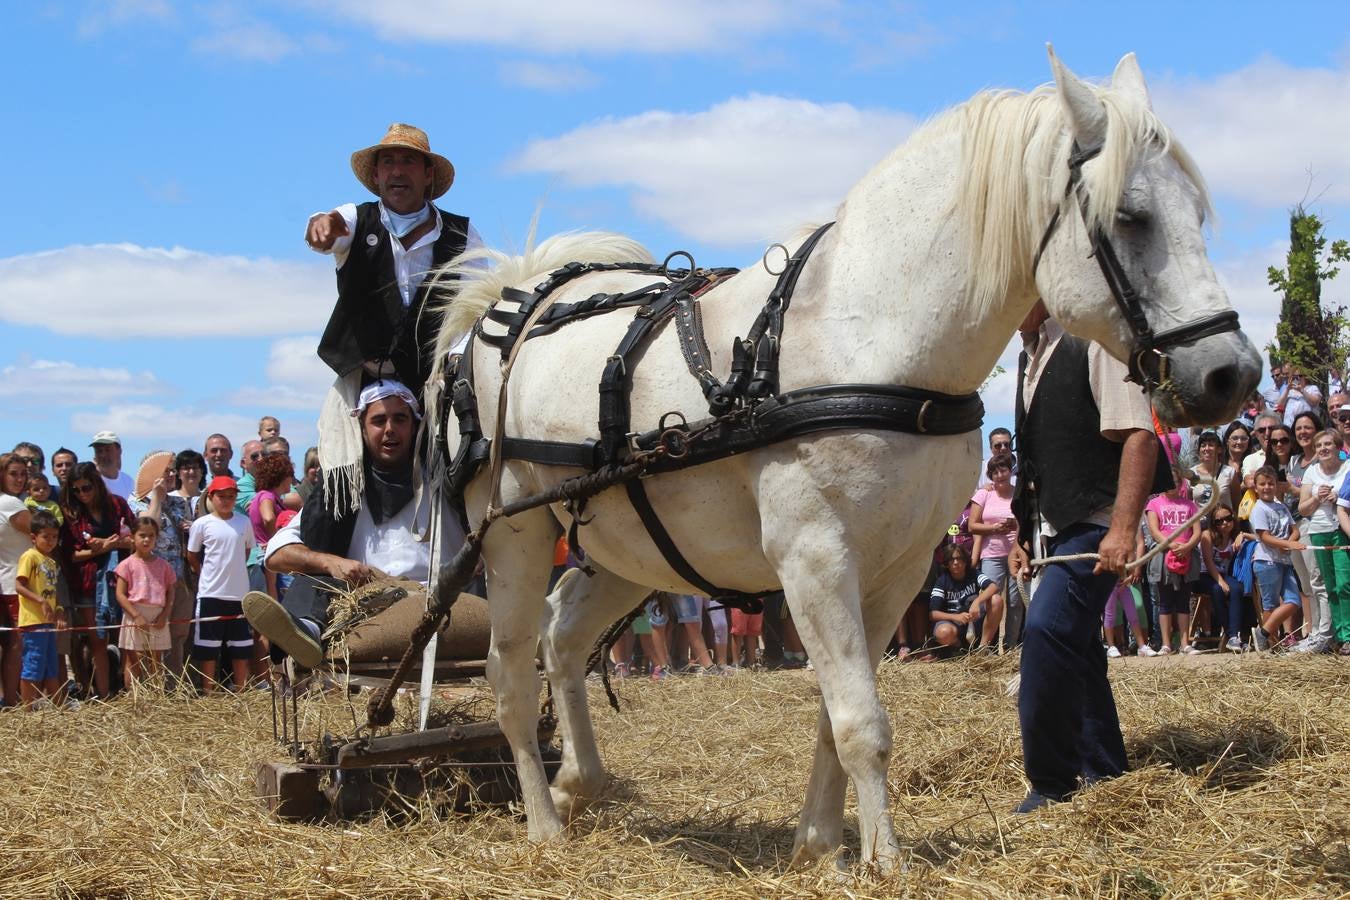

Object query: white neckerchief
[384,202,430,238]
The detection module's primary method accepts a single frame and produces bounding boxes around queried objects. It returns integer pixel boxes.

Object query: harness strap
[598,290,684,463]
[742,222,834,401]
[624,479,724,598]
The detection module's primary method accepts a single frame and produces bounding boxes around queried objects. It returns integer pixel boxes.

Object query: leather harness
[1032,142,1240,392]
[445,222,984,609]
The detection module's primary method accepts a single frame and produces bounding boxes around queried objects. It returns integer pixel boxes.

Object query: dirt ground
[1,652,1347,898]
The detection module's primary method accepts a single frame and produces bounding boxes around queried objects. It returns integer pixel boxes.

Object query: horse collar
[1034,141,1240,391]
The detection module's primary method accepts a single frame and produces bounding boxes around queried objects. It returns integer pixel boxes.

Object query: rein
[1026,481,1219,574]
[1032,142,1240,393]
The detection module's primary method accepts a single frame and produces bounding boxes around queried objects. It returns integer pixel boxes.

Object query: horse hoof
[549,784,595,822]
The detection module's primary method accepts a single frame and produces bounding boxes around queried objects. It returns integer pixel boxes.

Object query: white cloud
[77,0,173,37]
[0,244,333,338]
[500,60,599,92]
[192,22,299,62]
[318,0,825,53]
[1215,241,1287,362]
[0,359,168,408]
[510,94,917,245]
[1153,57,1350,206]
[230,335,333,410]
[71,404,259,444]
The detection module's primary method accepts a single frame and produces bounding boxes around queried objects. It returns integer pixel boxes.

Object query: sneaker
[241,591,323,669]
[650,665,671,681]
[1181,644,1201,655]
[1157,645,1174,656]
[1276,632,1300,651]
[1106,645,1122,659]
[613,662,632,678]
[63,698,83,711]
[1225,637,1245,653]
[1253,628,1270,652]
[1013,789,1064,814]
[1137,645,1159,658]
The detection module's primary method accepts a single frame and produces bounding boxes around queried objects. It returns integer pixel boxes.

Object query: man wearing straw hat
[307,122,481,393]
[306,123,483,516]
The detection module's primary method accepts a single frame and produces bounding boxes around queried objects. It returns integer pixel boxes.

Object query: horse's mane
[428,228,654,364]
[903,80,1211,320]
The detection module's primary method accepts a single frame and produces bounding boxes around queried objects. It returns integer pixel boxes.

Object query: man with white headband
[242,380,463,667]
[308,123,483,392]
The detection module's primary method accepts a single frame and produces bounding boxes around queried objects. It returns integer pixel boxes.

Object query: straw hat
[350,123,455,200]
[134,450,175,500]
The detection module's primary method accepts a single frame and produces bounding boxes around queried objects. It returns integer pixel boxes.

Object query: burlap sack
[330,588,491,664]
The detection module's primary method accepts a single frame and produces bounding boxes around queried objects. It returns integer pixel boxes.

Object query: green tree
[1268,206,1350,400]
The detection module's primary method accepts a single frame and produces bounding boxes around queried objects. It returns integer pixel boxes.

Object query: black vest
[298,476,358,561]
[318,202,470,390]
[1013,333,1171,534]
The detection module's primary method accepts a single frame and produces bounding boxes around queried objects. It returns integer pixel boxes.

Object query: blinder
[1033,141,1240,392]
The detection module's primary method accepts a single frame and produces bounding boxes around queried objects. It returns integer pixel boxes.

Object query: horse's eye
[1116,208,1149,228]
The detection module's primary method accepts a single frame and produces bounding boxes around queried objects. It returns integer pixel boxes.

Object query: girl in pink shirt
[114,516,177,685]
[1145,464,1201,655]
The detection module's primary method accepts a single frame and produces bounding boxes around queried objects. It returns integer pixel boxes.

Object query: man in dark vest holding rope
[1009,299,1171,813]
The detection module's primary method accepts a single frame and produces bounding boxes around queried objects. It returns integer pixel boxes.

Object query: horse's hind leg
[540,562,650,820]
[480,503,563,841]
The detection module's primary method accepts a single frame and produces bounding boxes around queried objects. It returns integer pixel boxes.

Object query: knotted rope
[1024,482,1220,576]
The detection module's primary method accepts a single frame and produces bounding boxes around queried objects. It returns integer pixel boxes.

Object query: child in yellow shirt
[15,510,65,707]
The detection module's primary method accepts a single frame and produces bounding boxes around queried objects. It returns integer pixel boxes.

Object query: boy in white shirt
[186,476,256,692]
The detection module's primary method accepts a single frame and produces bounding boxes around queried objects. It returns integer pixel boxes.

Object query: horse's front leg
[773,540,904,872]
[481,504,562,841]
[540,562,650,820]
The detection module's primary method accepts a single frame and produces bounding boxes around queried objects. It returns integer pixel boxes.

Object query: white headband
[351,379,422,419]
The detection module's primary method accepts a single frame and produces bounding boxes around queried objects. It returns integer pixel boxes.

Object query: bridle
[1032,141,1240,392]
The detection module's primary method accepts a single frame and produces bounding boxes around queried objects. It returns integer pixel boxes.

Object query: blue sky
[2,1,1348,476]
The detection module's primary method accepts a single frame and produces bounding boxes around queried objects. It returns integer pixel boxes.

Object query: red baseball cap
[206,475,238,494]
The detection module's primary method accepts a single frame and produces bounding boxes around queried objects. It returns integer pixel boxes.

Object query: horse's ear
[1047,43,1107,149]
[1111,52,1152,109]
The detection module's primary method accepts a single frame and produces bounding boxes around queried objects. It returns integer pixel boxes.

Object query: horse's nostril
[1204,363,1239,400]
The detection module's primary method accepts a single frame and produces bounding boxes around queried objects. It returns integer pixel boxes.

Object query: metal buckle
[916,399,933,434]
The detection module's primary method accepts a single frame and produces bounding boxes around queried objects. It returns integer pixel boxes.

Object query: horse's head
[1035,48,1262,427]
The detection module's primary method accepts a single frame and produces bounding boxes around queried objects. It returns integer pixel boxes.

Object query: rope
[1026,486,1221,574]
[0,612,244,634]
[585,599,649,714]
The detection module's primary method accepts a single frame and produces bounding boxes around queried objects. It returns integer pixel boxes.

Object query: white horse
[428,49,1261,869]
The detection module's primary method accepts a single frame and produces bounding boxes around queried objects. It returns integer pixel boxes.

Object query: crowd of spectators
[4,363,1349,703]
[0,420,321,708]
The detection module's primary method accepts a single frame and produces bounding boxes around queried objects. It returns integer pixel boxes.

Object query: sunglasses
[72,483,95,495]
[14,456,37,466]
[1255,427,1272,434]
[1213,516,1234,524]
[1272,437,1292,446]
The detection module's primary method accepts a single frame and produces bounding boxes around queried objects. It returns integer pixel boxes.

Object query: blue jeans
[1019,524,1128,800]
[1196,574,1241,641]
[1253,560,1300,611]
